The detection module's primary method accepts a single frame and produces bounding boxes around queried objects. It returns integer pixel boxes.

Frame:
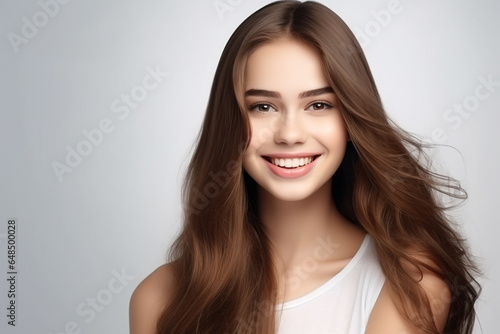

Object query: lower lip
[263,156,319,179]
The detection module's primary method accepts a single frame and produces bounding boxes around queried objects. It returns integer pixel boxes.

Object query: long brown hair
[157,1,480,333]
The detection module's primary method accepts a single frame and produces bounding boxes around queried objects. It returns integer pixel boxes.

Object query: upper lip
[263,153,321,159]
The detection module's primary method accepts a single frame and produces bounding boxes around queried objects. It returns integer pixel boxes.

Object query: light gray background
[1,0,498,333]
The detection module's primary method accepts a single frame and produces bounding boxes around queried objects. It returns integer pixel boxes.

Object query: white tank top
[275,234,385,334]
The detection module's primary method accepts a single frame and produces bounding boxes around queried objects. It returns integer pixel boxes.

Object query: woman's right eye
[249,103,277,113]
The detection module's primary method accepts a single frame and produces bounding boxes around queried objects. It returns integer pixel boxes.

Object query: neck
[257,180,349,266]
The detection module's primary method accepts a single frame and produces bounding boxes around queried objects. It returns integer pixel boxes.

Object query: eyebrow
[244,87,334,99]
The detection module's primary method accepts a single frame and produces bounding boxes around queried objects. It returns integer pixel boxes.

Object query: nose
[273,112,307,145]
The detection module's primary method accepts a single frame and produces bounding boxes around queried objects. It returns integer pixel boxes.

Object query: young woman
[130,1,480,333]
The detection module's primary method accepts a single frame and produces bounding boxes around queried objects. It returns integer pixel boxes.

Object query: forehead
[244,37,329,93]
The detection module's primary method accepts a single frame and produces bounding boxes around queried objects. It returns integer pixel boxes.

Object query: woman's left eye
[307,102,333,111]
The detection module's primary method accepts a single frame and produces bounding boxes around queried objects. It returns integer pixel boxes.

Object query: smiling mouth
[263,155,320,169]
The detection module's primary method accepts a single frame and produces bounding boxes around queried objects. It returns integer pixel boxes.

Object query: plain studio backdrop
[0,0,498,333]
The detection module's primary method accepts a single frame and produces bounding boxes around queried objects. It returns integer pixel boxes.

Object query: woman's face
[242,37,349,202]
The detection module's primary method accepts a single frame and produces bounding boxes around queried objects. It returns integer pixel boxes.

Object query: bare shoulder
[366,251,450,333]
[129,263,174,334]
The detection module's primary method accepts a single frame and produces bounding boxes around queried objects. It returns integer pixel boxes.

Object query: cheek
[246,117,278,150]
[312,115,349,146]
[242,121,261,170]
[244,121,259,158]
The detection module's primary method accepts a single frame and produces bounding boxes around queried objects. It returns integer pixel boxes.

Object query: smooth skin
[130,37,450,334]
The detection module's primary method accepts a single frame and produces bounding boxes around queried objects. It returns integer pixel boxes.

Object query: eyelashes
[307,102,333,111]
[248,101,334,113]
[249,103,277,113]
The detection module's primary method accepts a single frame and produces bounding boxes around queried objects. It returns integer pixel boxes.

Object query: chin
[260,182,320,202]
[268,191,311,202]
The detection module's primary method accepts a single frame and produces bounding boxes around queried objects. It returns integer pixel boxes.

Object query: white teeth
[271,156,315,168]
